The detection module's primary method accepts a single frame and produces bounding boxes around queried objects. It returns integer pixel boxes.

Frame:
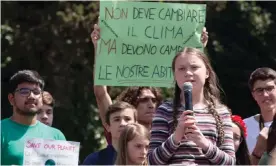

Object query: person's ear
[105,122,111,132]
[206,70,209,79]
[8,93,15,106]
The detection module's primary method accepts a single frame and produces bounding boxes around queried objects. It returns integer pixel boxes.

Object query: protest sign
[94,1,206,87]
[23,138,80,165]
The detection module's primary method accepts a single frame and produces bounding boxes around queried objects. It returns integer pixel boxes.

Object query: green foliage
[1,1,276,163]
[1,1,101,162]
[204,1,276,117]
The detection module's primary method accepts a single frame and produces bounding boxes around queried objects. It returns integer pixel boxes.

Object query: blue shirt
[82,145,116,165]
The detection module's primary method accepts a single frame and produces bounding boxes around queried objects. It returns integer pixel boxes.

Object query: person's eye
[125,117,132,122]
[191,65,199,70]
[136,144,142,148]
[33,89,42,95]
[19,89,30,95]
[114,118,120,122]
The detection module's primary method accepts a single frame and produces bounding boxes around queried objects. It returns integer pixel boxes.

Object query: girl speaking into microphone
[147,47,235,165]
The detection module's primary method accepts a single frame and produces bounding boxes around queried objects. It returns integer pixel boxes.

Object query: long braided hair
[171,47,225,146]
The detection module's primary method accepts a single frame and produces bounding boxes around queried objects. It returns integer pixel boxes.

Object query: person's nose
[28,91,36,99]
[184,68,193,77]
[41,112,48,120]
[147,99,154,108]
[120,119,128,127]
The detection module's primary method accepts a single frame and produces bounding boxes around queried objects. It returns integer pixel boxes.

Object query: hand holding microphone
[174,115,209,151]
[183,82,193,112]
[181,82,210,151]
[182,82,195,135]
[172,82,195,143]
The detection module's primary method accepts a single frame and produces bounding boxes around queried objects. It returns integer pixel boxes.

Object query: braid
[205,83,225,147]
[171,47,227,149]
[172,83,181,133]
[207,100,224,147]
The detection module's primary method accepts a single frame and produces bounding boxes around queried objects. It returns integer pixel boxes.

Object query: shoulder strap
[259,115,264,130]
[254,114,264,130]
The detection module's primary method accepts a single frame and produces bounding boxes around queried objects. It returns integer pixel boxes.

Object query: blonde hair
[116,123,150,165]
[171,47,226,146]
[42,91,55,107]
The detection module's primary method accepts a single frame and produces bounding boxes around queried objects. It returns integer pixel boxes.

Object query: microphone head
[183,82,193,91]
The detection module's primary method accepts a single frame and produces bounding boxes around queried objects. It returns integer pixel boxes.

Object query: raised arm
[91,22,112,125]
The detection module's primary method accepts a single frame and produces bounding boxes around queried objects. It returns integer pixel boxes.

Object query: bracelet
[252,152,262,159]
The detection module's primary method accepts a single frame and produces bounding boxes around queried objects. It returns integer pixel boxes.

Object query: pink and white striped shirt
[147,101,235,165]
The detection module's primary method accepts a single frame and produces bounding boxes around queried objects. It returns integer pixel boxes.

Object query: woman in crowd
[231,115,251,165]
[116,123,150,165]
[147,47,235,165]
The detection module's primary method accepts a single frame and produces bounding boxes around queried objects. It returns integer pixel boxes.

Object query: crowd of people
[1,19,276,166]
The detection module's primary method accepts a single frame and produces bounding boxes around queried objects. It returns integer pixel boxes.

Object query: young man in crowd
[1,70,66,165]
[82,101,137,165]
[244,67,276,156]
[37,91,55,126]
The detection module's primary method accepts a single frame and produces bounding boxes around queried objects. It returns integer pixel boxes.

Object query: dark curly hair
[116,87,163,107]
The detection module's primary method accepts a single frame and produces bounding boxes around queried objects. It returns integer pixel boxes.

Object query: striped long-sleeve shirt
[147,101,236,165]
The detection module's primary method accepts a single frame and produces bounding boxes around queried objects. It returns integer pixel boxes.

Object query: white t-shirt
[244,114,272,154]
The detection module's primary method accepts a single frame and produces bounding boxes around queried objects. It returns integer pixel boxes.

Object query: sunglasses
[137,97,157,103]
[15,88,42,97]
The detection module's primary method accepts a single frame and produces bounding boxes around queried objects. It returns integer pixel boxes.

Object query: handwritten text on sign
[23,138,80,166]
[95,1,206,87]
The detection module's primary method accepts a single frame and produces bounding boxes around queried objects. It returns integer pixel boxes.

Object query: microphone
[183,82,193,111]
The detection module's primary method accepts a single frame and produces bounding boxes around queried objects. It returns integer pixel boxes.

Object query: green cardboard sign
[95,1,206,87]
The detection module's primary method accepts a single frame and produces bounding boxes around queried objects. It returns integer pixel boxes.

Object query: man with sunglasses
[91,23,163,145]
[96,86,162,145]
[244,67,276,156]
[1,70,66,165]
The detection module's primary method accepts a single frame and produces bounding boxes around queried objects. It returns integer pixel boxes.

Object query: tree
[205,1,276,116]
[1,1,276,162]
[1,1,104,162]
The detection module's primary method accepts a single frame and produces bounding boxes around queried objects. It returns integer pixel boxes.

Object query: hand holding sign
[92,24,100,46]
[95,1,207,87]
[201,27,208,47]
[23,138,80,166]
[92,23,208,55]
[91,18,101,62]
